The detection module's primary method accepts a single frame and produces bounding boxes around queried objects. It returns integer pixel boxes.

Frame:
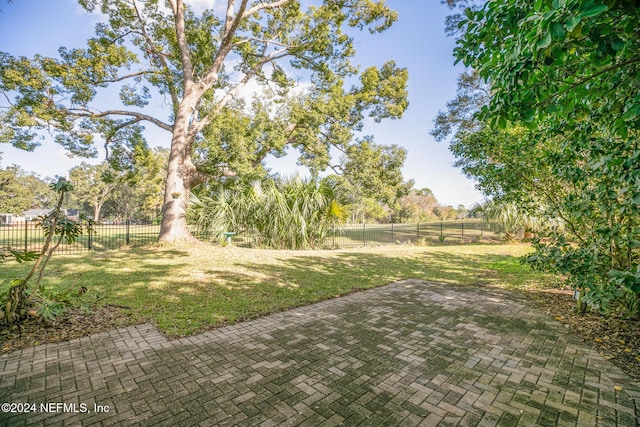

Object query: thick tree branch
[91,70,155,85]
[224,0,239,35]
[68,108,173,132]
[195,0,249,96]
[169,0,195,85]
[242,0,290,19]
[192,49,292,138]
[131,1,181,109]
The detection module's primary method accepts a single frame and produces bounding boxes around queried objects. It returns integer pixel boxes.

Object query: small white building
[0,214,14,226]
[0,214,26,226]
[23,209,54,221]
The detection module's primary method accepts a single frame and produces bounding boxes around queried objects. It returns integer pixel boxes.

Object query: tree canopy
[68,162,116,222]
[0,165,56,215]
[442,0,640,315]
[0,0,409,241]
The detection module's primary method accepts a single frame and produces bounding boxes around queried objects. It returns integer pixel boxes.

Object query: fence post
[88,224,92,251]
[332,227,335,249]
[363,222,366,247]
[440,222,443,241]
[391,223,394,243]
[417,222,420,240]
[461,222,464,242]
[24,220,28,253]
[126,219,130,245]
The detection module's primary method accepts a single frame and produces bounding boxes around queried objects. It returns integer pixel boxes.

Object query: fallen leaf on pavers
[614,385,623,391]
[594,338,603,343]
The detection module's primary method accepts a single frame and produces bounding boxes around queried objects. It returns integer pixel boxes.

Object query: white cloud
[184,0,218,13]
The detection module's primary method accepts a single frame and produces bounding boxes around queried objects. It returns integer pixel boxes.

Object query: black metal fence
[324,221,497,248]
[1,220,498,255]
[0,220,162,255]
[215,220,498,248]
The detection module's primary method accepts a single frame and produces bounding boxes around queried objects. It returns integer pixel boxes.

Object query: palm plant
[191,175,349,249]
[481,200,547,242]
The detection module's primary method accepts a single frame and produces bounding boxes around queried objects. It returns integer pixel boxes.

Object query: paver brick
[1,280,639,426]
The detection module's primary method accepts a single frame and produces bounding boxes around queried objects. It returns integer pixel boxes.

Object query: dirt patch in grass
[1,305,135,353]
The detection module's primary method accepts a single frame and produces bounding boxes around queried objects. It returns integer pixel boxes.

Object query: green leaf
[524,120,538,130]
[565,16,581,32]
[497,116,507,129]
[577,4,608,18]
[534,0,544,11]
[550,22,566,41]
[523,109,536,122]
[633,193,640,205]
[537,32,552,49]
[622,103,640,122]
[610,37,625,52]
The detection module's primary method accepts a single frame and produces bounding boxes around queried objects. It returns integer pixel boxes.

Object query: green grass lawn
[1,242,558,337]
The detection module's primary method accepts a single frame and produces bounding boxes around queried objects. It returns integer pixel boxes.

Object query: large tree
[105,147,169,221]
[68,162,117,221]
[444,0,640,315]
[0,0,408,241]
[0,165,56,214]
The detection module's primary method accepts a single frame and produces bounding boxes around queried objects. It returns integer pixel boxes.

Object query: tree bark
[158,101,198,242]
[93,201,102,222]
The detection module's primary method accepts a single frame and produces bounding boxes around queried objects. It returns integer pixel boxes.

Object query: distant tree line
[0,148,167,222]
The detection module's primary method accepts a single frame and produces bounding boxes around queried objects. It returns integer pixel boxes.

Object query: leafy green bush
[191,176,349,249]
[1,178,94,327]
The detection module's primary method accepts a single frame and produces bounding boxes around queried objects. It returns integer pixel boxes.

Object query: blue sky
[0,0,485,208]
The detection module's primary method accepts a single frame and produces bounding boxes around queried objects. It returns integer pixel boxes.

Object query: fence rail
[1,220,499,255]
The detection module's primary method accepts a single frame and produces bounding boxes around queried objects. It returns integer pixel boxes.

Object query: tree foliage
[0,247,37,264]
[0,165,56,214]
[0,0,409,241]
[456,0,640,134]
[339,139,413,205]
[74,147,168,222]
[446,0,640,316]
[68,162,117,221]
[107,146,168,221]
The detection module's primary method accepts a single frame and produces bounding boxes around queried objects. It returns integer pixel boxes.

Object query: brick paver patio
[1,279,639,426]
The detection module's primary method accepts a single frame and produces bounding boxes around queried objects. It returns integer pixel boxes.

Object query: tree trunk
[93,201,102,222]
[92,185,113,222]
[159,103,198,242]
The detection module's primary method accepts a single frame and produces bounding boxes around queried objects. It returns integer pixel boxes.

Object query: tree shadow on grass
[142,247,554,337]
[256,249,552,293]
[3,244,554,339]
[216,248,557,329]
